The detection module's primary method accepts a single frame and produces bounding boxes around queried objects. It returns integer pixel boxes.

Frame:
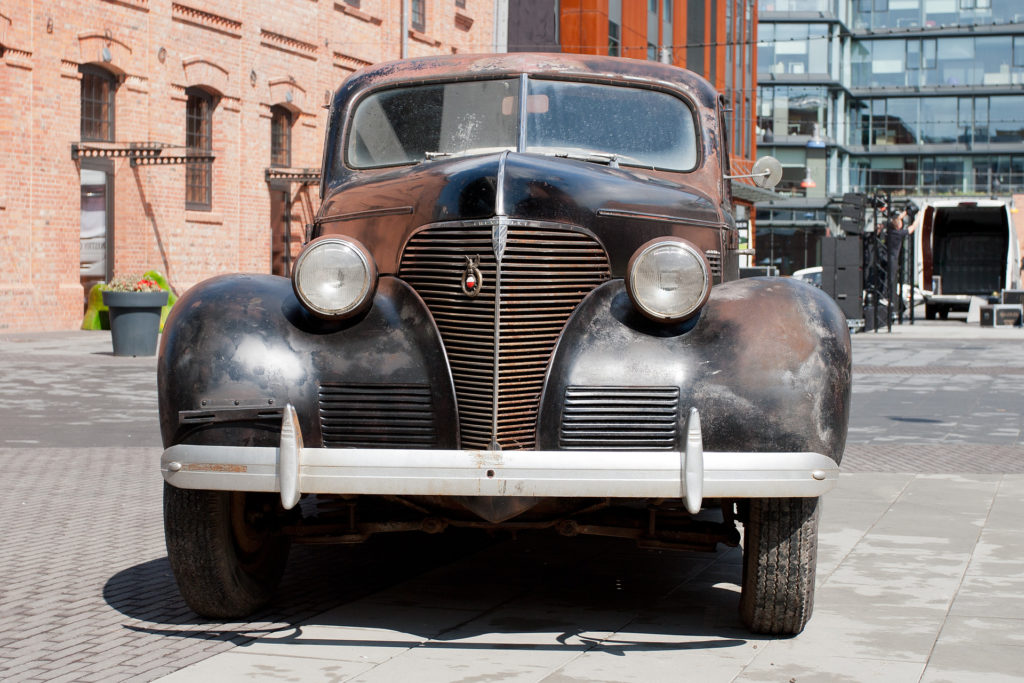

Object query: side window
[186,88,214,210]
[80,65,117,142]
[271,106,292,168]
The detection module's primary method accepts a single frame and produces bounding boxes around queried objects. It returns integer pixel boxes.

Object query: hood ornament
[461,255,483,298]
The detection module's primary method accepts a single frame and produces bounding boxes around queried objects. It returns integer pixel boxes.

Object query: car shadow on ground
[104,530,753,654]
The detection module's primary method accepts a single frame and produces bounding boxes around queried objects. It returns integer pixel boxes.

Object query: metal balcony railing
[849,169,1024,197]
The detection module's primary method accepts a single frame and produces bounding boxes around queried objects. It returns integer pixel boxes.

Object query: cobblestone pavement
[0,329,1022,681]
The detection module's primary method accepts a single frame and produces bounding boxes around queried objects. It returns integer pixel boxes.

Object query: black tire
[164,483,291,619]
[739,497,820,635]
[925,304,937,320]
[939,306,949,320]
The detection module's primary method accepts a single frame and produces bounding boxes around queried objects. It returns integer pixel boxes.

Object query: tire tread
[739,497,819,635]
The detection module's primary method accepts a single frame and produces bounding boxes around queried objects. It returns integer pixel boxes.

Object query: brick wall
[0,0,495,332]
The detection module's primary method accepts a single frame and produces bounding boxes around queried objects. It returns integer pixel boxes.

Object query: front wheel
[739,497,820,635]
[164,483,291,619]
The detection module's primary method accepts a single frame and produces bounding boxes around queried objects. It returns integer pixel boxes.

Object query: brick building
[0,1,495,332]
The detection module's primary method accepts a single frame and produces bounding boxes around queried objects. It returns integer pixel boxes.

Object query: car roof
[332,53,719,111]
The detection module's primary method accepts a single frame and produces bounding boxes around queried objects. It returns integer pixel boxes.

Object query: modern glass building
[756,0,1024,275]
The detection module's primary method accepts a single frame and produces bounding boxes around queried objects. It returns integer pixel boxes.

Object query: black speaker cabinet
[822,235,863,320]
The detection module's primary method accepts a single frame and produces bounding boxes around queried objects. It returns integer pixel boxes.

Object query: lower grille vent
[319,383,436,448]
[559,386,680,450]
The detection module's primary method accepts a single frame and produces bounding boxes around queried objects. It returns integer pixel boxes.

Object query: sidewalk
[854,318,1024,340]
[0,329,1022,682]
[155,472,1024,683]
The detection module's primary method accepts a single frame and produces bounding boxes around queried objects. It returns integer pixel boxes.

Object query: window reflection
[852,155,1024,194]
[754,225,825,277]
[854,0,1020,28]
[851,95,1024,148]
[853,35,1024,88]
[757,86,829,138]
[758,23,831,75]
[759,0,833,11]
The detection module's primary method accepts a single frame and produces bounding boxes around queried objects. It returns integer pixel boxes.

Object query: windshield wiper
[421,147,516,163]
[552,150,620,168]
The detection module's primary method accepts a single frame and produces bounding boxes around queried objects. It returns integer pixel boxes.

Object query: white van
[914,199,1021,319]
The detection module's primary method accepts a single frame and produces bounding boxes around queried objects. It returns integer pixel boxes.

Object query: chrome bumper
[161,405,839,515]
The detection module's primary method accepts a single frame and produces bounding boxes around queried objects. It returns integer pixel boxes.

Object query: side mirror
[750,156,783,188]
[724,156,782,189]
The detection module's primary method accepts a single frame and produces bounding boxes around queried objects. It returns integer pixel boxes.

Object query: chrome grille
[319,383,436,448]
[705,249,722,282]
[559,386,680,450]
[400,222,611,450]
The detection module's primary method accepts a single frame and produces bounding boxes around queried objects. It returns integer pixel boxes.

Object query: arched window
[271,106,292,168]
[186,87,214,209]
[80,65,117,142]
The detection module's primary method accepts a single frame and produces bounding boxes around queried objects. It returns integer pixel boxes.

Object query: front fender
[538,278,851,462]
[157,274,458,449]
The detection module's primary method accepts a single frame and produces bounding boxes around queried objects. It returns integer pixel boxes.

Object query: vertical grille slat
[400,222,611,450]
[560,386,680,450]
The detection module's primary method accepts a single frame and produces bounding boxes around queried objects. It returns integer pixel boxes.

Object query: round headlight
[292,236,377,318]
[626,238,711,322]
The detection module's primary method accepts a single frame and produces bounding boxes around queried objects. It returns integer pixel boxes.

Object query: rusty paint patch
[183,463,248,473]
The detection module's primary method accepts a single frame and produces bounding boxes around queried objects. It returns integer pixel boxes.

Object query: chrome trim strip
[490,155,509,450]
[495,150,508,219]
[597,208,725,229]
[321,206,414,223]
[161,406,839,509]
[517,73,528,153]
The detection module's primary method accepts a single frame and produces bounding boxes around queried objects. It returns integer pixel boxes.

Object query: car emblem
[461,255,483,298]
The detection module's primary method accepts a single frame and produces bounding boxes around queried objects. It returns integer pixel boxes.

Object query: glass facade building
[756,0,1024,274]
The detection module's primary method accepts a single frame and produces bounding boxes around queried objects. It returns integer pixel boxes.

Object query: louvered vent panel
[319,383,436,448]
[559,386,680,450]
[705,249,722,282]
[400,223,611,450]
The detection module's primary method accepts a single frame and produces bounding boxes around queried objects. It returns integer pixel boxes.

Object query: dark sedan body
[158,53,851,635]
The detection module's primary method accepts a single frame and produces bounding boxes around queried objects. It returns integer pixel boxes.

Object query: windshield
[345,77,699,172]
[524,80,698,171]
[347,79,519,168]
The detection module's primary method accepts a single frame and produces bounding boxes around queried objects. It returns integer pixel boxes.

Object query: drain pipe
[401,0,409,59]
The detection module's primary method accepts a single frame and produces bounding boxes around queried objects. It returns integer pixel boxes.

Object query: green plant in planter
[81,270,177,331]
[105,275,164,292]
[102,275,170,357]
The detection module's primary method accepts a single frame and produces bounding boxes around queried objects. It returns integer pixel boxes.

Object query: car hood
[317,152,724,276]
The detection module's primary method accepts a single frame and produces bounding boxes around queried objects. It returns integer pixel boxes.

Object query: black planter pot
[102,290,170,357]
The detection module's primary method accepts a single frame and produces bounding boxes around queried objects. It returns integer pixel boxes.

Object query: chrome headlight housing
[292,236,377,319]
[626,238,711,323]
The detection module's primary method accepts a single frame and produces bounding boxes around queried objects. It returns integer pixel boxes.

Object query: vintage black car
[158,53,851,635]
